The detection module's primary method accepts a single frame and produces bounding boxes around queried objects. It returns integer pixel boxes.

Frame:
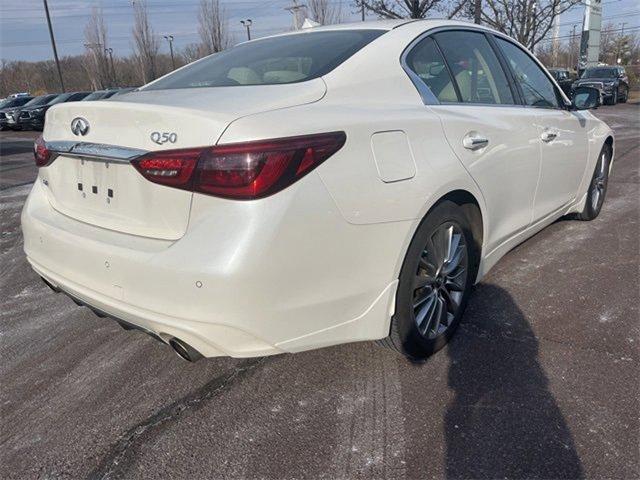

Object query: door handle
[541,129,558,143]
[462,133,489,150]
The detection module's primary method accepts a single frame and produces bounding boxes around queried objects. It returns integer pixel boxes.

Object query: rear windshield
[82,91,107,101]
[145,29,385,90]
[23,94,58,107]
[48,93,72,105]
[582,68,616,79]
[0,97,32,108]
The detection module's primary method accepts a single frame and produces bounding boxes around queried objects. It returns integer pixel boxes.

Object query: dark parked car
[81,89,120,101]
[0,96,33,130]
[16,91,90,130]
[548,68,574,96]
[572,66,629,105]
[5,94,58,130]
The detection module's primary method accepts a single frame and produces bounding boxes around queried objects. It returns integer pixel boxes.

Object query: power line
[538,24,640,42]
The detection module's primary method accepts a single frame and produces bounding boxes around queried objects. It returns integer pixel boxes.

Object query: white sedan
[22,20,613,361]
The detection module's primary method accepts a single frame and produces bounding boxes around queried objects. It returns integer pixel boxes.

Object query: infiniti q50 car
[22,20,613,362]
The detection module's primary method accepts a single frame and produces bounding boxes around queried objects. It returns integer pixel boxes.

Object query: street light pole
[43,0,65,92]
[104,47,116,87]
[240,19,252,41]
[164,35,176,70]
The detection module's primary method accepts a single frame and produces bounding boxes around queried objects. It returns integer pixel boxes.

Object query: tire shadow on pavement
[445,283,583,479]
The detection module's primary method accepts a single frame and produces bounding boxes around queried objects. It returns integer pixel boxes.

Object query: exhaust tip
[169,338,203,363]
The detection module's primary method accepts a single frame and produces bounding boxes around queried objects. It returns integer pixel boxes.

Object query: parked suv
[548,68,573,96]
[17,91,90,130]
[0,96,33,130]
[573,66,629,105]
[8,94,59,130]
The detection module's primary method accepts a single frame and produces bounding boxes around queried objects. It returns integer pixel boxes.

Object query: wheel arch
[394,188,486,286]
[604,135,614,161]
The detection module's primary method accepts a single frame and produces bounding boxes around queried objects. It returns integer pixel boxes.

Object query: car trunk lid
[40,80,326,240]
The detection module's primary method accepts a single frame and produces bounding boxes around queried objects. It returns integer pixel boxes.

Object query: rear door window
[145,30,385,90]
[434,30,515,105]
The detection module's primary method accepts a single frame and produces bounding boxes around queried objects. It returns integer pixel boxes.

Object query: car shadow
[444,283,584,479]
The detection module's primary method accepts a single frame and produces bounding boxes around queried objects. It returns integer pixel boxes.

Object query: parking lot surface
[1,104,638,480]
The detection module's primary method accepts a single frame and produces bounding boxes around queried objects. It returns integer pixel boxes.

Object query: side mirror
[572,86,601,110]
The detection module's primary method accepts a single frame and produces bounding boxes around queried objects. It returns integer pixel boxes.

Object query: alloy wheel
[412,223,468,340]
[591,150,609,212]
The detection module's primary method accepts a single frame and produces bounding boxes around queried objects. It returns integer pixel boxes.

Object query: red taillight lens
[132,131,346,200]
[34,135,52,167]
[132,149,200,187]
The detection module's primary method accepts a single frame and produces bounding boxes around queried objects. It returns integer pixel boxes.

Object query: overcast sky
[1,0,639,62]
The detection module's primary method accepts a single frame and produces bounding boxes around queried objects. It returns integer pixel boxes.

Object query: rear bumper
[22,174,406,358]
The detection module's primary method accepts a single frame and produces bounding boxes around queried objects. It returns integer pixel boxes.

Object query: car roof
[248,18,506,44]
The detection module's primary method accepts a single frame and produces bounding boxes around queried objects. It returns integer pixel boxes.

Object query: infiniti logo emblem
[71,117,90,136]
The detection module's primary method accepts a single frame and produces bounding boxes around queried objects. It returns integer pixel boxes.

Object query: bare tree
[132,0,159,83]
[480,0,581,50]
[198,0,231,56]
[182,43,205,64]
[353,0,465,19]
[308,0,343,25]
[83,8,111,89]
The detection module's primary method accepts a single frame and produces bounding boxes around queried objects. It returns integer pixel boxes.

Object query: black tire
[577,143,612,221]
[378,200,479,361]
[619,87,628,103]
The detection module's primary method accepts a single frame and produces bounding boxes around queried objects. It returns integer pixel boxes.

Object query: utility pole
[473,0,482,25]
[361,2,365,21]
[616,22,628,64]
[43,0,65,92]
[285,1,306,30]
[570,24,577,71]
[240,19,252,40]
[163,35,176,70]
[104,47,116,87]
[552,13,561,66]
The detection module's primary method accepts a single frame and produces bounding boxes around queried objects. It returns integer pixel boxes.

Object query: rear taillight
[132,131,346,200]
[34,135,52,167]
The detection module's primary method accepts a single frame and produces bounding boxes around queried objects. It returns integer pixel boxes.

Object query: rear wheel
[577,143,611,221]
[379,201,478,361]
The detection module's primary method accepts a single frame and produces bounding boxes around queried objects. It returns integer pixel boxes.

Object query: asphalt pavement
[1,104,638,480]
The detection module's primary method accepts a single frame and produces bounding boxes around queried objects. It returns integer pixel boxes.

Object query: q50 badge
[151,131,177,145]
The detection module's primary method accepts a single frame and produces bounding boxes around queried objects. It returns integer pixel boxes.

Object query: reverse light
[132,131,346,200]
[34,135,52,167]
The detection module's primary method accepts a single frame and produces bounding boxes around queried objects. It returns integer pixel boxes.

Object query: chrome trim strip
[46,141,147,163]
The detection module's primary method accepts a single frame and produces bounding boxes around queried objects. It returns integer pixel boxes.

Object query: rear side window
[405,37,458,103]
[145,30,385,90]
[496,38,560,108]
[434,31,514,105]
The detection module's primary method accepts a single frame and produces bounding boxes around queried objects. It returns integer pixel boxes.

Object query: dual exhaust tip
[41,276,204,362]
